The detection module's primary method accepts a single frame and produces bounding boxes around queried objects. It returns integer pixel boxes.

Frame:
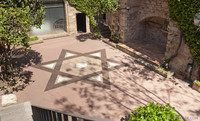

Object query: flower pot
[193,82,200,92]
[174,72,185,80]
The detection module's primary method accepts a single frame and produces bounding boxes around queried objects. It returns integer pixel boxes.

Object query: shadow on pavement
[12,48,42,83]
[76,33,101,42]
[52,54,200,121]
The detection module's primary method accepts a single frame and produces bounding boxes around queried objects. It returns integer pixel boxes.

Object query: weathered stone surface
[107,0,200,80]
[107,0,169,42]
[64,1,90,34]
[1,94,17,107]
[191,62,200,80]
[0,102,33,121]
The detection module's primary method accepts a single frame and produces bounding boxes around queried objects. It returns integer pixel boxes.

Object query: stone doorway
[125,17,169,64]
[76,13,86,33]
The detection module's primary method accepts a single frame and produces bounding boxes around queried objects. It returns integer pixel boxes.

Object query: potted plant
[193,80,200,92]
[174,71,185,80]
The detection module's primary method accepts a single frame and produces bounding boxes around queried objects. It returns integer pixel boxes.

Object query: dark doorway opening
[103,14,106,20]
[76,13,86,33]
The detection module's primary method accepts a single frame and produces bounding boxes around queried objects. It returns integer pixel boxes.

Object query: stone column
[86,16,90,33]
[119,0,129,42]
[64,1,70,33]
[64,1,77,34]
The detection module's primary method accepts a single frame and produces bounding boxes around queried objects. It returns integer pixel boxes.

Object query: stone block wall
[64,1,90,34]
[131,17,168,47]
[106,0,200,80]
[107,0,169,41]
[126,0,169,41]
[166,21,199,80]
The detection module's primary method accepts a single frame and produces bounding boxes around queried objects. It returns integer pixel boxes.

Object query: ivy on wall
[67,0,118,36]
[167,0,200,65]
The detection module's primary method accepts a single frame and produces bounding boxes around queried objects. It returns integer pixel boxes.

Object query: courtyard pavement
[14,33,200,121]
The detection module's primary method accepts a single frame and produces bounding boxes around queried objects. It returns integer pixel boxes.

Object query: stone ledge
[40,32,71,40]
[116,43,160,66]
[102,39,173,78]
[102,39,160,66]
[29,32,73,46]
[102,38,117,48]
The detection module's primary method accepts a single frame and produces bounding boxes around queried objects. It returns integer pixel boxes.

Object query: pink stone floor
[14,34,200,121]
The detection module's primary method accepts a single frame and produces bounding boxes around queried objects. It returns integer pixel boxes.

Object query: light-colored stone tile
[108,62,120,68]
[43,63,56,69]
[89,74,103,82]
[65,52,77,58]
[55,75,71,84]
[90,52,101,57]
[1,94,17,107]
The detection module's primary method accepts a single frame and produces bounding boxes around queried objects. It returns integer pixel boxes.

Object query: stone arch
[127,16,169,63]
[138,15,169,27]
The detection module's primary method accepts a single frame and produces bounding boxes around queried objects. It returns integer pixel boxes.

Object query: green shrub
[110,32,120,43]
[129,102,183,121]
[26,36,39,42]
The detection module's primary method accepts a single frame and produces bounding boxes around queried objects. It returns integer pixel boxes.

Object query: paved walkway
[14,34,200,121]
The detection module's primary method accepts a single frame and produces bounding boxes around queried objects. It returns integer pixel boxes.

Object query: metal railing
[31,105,113,121]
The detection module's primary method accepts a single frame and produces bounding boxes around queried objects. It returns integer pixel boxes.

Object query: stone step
[0,102,33,121]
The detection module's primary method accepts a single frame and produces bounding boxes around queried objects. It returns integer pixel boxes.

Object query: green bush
[129,102,183,121]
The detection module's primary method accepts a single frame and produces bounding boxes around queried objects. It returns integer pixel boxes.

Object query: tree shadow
[51,53,200,121]
[76,33,101,42]
[12,48,42,84]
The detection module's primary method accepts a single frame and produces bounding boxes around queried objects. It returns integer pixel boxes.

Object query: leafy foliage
[67,0,119,36]
[0,6,33,47]
[167,0,200,65]
[1,0,45,28]
[110,32,120,43]
[129,102,183,121]
[0,0,45,81]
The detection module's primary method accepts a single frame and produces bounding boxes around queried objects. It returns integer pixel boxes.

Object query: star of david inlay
[33,49,122,91]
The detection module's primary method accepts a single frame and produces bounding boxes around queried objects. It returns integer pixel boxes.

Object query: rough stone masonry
[106,0,199,80]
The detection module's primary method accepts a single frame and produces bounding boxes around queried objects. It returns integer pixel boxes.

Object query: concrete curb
[41,32,72,40]
[102,38,117,48]
[29,32,74,45]
[102,38,174,78]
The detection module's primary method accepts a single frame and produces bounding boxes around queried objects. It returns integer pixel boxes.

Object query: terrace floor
[14,33,200,121]
[124,41,166,64]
